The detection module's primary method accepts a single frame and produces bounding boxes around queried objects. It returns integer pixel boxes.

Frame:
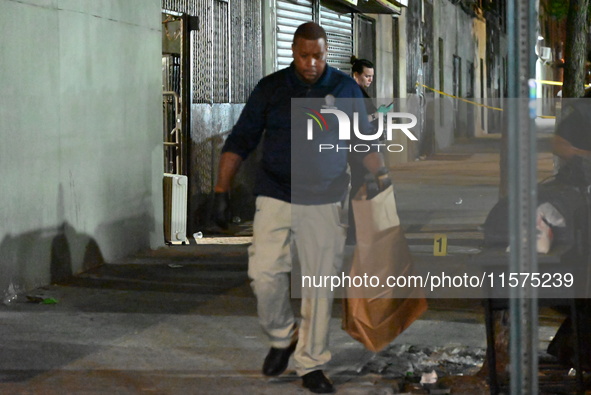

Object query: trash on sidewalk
[167,263,184,268]
[420,370,437,384]
[26,295,58,304]
[419,371,452,394]
[363,344,484,379]
[2,282,19,305]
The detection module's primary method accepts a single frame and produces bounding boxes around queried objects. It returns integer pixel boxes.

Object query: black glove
[365,173,380,200]
[365,168,392,200]
[212,192,231,229]
[376,167,392,191]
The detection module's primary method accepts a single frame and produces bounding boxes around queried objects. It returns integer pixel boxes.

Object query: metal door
[162,12,186,176]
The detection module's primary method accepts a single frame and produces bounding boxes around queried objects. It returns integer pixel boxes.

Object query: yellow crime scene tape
[535,79,563,86]
[415,81,563,119]
[535,79,591,88]
[416,82,504,111]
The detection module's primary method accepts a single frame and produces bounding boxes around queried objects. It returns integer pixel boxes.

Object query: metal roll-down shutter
[276,0,314,70]
[275,1,353,74]
[320,6,353,74]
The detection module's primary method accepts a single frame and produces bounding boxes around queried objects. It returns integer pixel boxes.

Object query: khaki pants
[248,196,346,376]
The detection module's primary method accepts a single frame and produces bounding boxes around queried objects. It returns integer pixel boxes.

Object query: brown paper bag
[342,185,428,352]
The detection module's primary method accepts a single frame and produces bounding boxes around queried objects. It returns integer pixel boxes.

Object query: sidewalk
[0,136,565,394]
[0,244,495,395]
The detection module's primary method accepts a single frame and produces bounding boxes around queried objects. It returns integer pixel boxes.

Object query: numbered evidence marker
[433,234,448,256]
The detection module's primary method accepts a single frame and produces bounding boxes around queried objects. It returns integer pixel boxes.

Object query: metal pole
[507,0,538,393]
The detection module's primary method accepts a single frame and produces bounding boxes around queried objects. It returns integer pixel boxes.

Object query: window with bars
[162,0,263,104]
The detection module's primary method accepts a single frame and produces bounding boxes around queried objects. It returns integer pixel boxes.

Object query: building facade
[0,0,508,298]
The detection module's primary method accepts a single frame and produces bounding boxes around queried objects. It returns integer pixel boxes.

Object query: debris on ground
[26,295,59,304]
[361,344,485,394]
[2,282,20,305]
[420,370,438,384]
[363,344,485,379]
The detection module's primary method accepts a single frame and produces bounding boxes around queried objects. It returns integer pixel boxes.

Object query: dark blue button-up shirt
[222,63,377,204]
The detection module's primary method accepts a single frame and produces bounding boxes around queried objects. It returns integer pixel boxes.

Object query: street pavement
[0,134,568,394]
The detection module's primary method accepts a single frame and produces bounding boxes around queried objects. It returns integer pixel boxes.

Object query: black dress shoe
[262,340,297,376]
[302,370,335,394]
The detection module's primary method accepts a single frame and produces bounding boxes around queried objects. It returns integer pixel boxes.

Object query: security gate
[162,0,264,232]
[162,12,185,176]
[276,0,353,73]
[276,0,314,70]
[320,5,353,74]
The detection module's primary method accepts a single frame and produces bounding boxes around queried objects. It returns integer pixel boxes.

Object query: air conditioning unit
[163,173,189,245]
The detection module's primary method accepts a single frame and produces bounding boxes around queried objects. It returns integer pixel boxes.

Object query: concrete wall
[473,16,488,137]
[433,0,485,145]
[397,12,407,99]
[372,15,394,102]
[0,0,163,301]
[370,13,418,165]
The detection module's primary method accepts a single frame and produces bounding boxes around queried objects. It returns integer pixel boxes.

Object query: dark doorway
[356,15,376,98]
